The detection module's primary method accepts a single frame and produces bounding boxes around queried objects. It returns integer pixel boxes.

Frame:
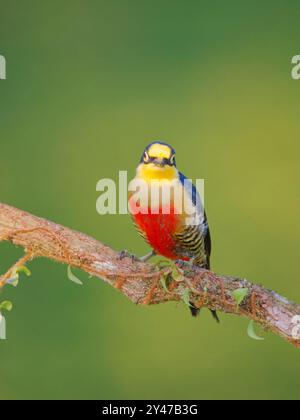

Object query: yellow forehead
[148,144,172,159]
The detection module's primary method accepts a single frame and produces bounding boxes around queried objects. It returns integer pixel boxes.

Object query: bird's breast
[128,177,195,260]
[131,206,184,259]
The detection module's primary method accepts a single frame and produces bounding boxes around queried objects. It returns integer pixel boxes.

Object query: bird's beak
[152,158,165,167]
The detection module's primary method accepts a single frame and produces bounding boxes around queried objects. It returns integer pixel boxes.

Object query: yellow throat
[136,162,178,182]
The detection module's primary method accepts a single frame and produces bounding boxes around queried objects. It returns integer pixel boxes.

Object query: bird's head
[137,141,177,181]
[140,142,176,168]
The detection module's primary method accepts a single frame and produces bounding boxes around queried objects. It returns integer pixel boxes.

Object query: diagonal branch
[0,203,300,348]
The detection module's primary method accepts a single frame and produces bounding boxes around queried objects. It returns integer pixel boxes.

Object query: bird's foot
[118,250,138,262]
[118,250,156,263]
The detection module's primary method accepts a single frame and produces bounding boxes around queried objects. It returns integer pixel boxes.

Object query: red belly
[131,207,188,261]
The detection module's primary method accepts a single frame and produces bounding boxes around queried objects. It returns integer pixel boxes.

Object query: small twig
[0,252,33,288]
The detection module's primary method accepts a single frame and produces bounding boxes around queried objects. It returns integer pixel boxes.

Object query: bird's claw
[118,250,138,262]
[118,250,156,263]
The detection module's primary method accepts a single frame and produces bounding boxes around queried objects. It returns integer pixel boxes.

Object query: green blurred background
[0,0,300,400]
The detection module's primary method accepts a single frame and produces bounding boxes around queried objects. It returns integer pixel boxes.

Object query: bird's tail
[189,257,220,323]
[189,302,220,323]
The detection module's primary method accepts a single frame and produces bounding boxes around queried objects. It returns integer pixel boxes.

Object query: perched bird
[128,141,219,322]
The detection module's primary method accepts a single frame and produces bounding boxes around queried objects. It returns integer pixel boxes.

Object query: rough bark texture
[0,203,300,348]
